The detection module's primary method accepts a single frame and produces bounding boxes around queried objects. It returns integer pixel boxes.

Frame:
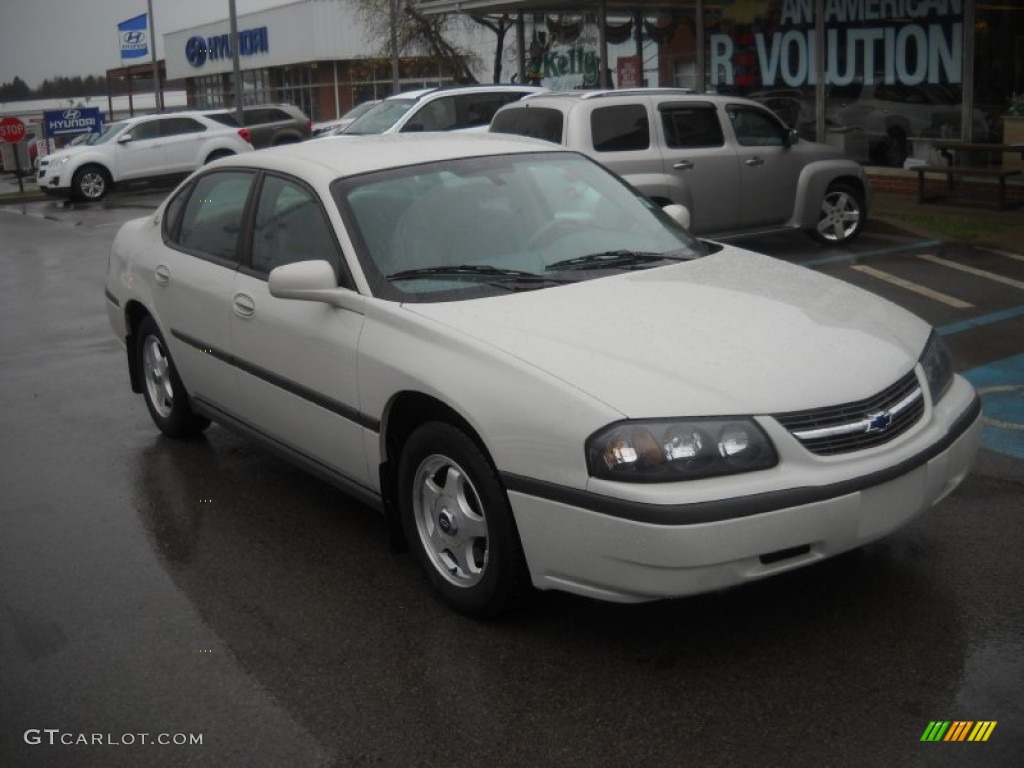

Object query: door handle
[233,293,255,317]
[155,265,170,285]
[745,157,765,166]
[672,160,694,170]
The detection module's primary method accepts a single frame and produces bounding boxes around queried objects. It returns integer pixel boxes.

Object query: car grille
[773,369,924,456]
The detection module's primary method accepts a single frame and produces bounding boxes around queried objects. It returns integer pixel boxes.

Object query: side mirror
[786,128,799,147]
[117,133,133,144]
[268,260,365,313]
[662,203,691,231]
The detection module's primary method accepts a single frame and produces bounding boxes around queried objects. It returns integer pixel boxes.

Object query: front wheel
[72,165,110,202]
[398,422,528,618]
[135,316,210,438]
[807,183,865,245]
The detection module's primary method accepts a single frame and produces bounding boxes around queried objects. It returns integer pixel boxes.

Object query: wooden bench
[914,165,1022,209]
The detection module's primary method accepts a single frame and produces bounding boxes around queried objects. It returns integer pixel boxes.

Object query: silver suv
[204,104,312,148]
[491,89,870,245]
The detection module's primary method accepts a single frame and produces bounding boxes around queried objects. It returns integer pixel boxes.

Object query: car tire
[136,316,210,438]
[398,421,528,618]
[205,149,235,164]
[72,164,110,202]
[807,183,865,246]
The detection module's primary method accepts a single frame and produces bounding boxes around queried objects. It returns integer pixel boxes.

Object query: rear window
[590,105,649,152]
[205,113,239,127]
[490,107,564,143]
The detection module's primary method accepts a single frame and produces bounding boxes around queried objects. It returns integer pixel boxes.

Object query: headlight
[919,330,953,404]
[586,417,777,483]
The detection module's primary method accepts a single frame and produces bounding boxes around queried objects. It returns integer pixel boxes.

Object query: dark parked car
[205,104,312,148]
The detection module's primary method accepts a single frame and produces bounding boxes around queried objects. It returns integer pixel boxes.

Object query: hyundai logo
[122,30,146,45]
[186,36,208,67]
[63,109,81,121]
[866,411,893,434]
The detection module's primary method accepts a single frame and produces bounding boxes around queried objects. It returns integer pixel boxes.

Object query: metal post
[598,0,609,88]
[390,0,400,94]
[696,0,705,92]
[961,0,976,142]
[815,0,826,142]
[516,13,526,84]
[229,0,244,124]
[147,0,162,110]
[634,10,642,65]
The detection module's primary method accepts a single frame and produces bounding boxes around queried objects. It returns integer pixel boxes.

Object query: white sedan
[105,134,981,617]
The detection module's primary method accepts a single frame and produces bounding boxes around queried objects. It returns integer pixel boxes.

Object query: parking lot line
[919,254,1024,291]
[850,264,974,308]
[797,239,941,268]
[937,305,1024,336]
[978,248,1024,263]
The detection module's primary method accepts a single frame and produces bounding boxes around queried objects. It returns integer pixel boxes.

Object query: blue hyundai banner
[118,13,148,60]
[44,108,104,137]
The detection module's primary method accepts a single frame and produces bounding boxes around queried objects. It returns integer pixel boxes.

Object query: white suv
[37,112,254,201]
[333,85,545,136]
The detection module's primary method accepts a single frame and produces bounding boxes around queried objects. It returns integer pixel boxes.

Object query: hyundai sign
[186,27,269,67]
[118,13,149,60]
[44,108,103,137]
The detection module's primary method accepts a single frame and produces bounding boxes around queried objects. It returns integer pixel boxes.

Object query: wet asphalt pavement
[1,188,1022,768]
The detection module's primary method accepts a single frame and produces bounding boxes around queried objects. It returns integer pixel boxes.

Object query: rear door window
[173,171,255,263]
[590,105,650,152]
[660,104,724,148]
[160,117,206,136]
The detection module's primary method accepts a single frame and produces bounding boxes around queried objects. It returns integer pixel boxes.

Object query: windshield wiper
[387,264,574,287]
[545,249,691,272]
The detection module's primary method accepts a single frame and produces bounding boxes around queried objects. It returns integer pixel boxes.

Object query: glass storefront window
[703,0,977,167]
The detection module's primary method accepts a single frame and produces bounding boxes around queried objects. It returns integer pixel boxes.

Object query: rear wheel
[72,165,110,201]
[398,422,528,618]
[807,183,865,245]
[136,316,210,438]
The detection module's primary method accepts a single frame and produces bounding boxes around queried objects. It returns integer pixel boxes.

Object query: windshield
[341,99,416,135]
[334,152,704,302]
[89,121,128,145]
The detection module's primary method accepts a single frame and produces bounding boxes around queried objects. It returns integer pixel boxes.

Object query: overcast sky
[0,0,288,88]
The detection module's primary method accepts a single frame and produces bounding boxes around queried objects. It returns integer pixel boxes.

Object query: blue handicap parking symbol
[963,353,1024,460]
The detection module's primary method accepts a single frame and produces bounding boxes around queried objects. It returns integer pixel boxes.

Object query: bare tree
[354,0,478,84]
[469,14,515,84]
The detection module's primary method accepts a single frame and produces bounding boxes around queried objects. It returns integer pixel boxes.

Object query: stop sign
[0,116,27,143]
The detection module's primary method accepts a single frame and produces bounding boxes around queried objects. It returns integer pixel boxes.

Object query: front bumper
[507,381,981,603]
[36,165,69,194]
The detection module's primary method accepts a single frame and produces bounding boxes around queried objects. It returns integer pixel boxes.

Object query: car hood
[403,247,930,418]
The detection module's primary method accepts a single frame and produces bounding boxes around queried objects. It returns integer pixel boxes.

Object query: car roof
[384,85,546,103]
[120,110,218,124]
[212,133,562,183]
[514,89,758,108]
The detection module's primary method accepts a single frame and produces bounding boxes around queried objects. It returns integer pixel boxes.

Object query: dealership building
[163,0,500,121]
[163,0,1022,168]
